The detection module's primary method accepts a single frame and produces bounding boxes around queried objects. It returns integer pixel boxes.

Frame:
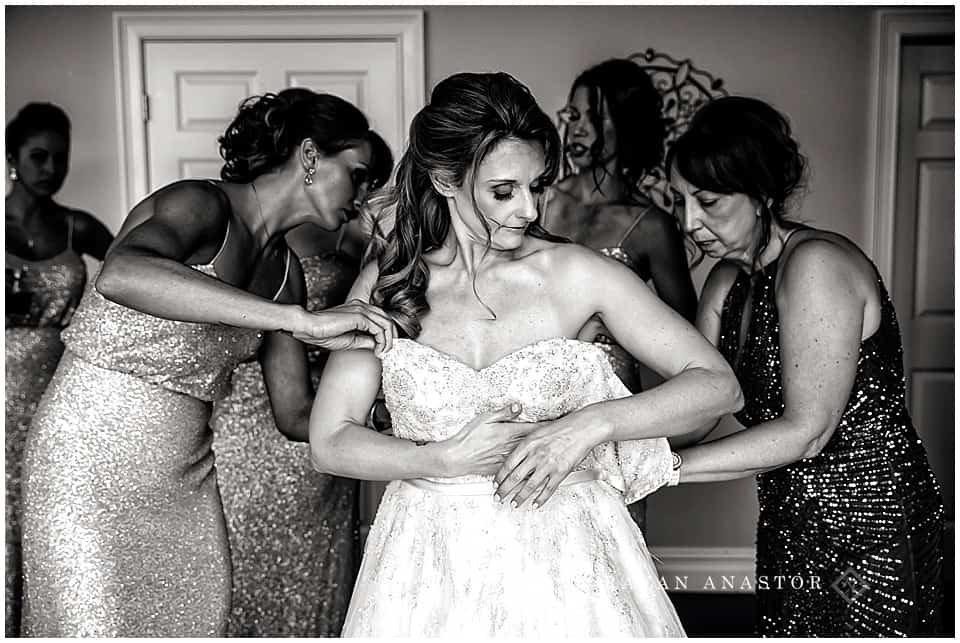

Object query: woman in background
[665,96,943,635]
[5,102,113,636]
[544,58,697,530]
[21,89,394,637]
[211,130,392,637]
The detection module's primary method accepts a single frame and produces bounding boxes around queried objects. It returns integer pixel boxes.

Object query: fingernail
[532,502,539,509]
[510,500,518,509]
[493,494,501,503]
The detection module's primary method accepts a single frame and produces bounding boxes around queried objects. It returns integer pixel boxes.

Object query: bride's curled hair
[219,88,375,183]
[370,72,562,338]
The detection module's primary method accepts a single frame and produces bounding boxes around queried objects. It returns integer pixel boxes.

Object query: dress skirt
[5,327,64,635]
[21,351,230,636]
[212,360,360,636]
[343,474,684,637]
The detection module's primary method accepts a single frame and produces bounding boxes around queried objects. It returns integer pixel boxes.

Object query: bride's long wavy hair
[368,72,562,339]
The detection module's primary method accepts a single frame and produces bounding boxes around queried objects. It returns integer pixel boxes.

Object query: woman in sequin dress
[5,102,114,637]
[20,89,395,637]
[211,222,364,636]
[544,58,697,530]
[664,97,944,635]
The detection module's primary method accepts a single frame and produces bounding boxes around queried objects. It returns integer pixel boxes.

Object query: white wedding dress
[342,337,685,637]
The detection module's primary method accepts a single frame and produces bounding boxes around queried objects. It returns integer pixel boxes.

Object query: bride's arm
[495,244,742,506]
[309,262,529,481]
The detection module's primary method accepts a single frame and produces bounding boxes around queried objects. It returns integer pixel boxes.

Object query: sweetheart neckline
[388,336,606,373]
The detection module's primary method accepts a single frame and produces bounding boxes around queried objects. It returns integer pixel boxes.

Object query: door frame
[113,8,424,209]
[864,8,953,291]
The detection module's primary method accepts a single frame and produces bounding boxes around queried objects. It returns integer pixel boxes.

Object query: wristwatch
[667,451,682,487]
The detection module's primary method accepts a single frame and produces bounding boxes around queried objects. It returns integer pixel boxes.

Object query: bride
[308,72,742,637]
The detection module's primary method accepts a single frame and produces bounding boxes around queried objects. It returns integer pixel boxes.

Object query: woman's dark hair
[6,102,71,154]
[363,129,394,192]
[568,58,666,194]
[666,95,807,271]
[218,87,379,183]
[370,71,562,338]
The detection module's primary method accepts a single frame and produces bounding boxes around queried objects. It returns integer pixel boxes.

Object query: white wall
[6,4,882,556]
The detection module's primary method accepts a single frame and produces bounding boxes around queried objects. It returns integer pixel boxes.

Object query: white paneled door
[892,40,954,518]
[143,39,402,191]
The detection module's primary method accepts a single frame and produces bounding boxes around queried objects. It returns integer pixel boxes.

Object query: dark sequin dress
[211,250,361,637]
[718,255,944,636]
[5,229,86,637]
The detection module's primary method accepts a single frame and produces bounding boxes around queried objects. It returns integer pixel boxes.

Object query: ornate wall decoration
[628,48,729,211]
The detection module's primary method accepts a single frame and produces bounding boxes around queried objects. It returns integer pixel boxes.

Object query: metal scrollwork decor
[630,48,729,211]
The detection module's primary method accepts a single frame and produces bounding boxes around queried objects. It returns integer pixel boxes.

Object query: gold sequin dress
[592,208,653,532]
[20,242,262,636]
[719,255,944,635]
[211,250,360,636]
[5,239,86,637]
[594,244,647,394]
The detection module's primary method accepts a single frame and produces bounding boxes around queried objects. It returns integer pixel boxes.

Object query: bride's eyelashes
[491,183,546,202]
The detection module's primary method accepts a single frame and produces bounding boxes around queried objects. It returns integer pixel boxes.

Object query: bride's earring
[8,167,18,182]
[304,166,316,186]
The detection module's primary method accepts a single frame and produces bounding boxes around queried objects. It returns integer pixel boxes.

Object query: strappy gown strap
[271,248,293,302]
[66,212,76,250]
[615,204,653,247]
[201,180,234,268]
[207,218,232,267]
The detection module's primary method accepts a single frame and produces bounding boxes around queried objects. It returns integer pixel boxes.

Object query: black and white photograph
[5,2,954,637]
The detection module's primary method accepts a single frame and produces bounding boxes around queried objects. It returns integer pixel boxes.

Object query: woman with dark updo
[210,123,393,636]
[5,102,113,636]
[20,88,395,637]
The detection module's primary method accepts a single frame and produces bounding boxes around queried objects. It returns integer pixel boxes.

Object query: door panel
[893,40,954,517]
[144,39,400,190]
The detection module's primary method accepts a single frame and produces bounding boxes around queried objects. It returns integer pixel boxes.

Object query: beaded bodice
[62,263,262,402]
[6,249,86,329]
[380,336,671,502]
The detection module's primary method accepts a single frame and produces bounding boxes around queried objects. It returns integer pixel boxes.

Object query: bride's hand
[493,412,605,509]
[288,299,397,357]
[440,403,535,477]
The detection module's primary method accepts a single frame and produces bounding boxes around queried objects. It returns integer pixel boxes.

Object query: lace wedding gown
[343,337,685,637]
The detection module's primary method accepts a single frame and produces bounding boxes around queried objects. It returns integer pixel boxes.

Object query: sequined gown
[595,244,647,394]
[211,251,360,636]
[719,256,943,636]
[343,337,683,637]
[20,230,263,636]
[5,243,86,637]
[594,206,654,531]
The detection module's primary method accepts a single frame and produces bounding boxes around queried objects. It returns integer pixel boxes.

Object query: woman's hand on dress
[440,403,534,477]
[494,411,606,509]
[288,299,397,358]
